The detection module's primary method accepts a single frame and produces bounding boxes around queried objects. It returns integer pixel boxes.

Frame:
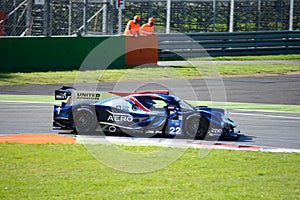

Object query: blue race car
[53,86,240,139]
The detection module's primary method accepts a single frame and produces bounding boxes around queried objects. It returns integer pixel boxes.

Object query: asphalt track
[0,101,299,149]
[0,73,299,150]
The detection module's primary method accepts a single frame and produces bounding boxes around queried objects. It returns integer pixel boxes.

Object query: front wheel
[197,117,209,139]
[184,115,209,139]
[72,106,99,134]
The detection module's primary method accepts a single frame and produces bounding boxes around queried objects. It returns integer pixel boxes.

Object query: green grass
[216,63,300,75]
[1,94,300,112]
[195,101,300,113]
[0,94,54,103]
[0,63,300,86]
[0,143,299,199]
[189,54,300,61]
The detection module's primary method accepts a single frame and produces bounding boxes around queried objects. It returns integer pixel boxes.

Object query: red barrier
[125,35,158,66]
[0,11,6,36]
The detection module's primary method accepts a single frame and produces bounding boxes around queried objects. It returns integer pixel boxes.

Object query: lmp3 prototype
[53,86,240,139]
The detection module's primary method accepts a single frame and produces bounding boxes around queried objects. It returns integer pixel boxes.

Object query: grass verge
[0,63,299,86]
[196,101,300,113]
[0,143,299,199]
[189,54,300,61]
[0,94,54,103]
[1,94,300,112]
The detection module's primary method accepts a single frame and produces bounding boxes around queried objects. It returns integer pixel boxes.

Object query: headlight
[221,114,226,121]
[221,121,225,127]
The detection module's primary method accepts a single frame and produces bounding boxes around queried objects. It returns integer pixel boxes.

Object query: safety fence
[0,0,299,36]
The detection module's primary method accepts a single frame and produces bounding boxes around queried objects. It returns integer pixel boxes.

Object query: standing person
[124,15,141,37]
[140,17,155,36]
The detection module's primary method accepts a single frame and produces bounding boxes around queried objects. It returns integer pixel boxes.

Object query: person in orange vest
[140,17,155,36]
[124,15,141,37]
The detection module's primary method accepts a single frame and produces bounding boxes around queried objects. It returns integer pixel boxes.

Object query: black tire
[184,115,209,139]
[184,115,200,139]
[72,106,99,134]
[197,117,209,139]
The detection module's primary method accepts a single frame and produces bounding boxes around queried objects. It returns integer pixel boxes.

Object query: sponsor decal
[55,93,67,100]
[116,105,130,111]
[107,110,133,122]
[56,107,62,115]
[210,128,223,134]
[75,91,101,101]
[145,130,163,134]
[168,119,182,135]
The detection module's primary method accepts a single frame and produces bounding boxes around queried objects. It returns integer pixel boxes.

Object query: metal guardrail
[158,31,300,58]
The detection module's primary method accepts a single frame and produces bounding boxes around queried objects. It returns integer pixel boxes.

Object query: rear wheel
[72,106,99,134]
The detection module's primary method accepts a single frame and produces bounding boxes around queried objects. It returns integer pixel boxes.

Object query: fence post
[83,0,88,35]
[44,0,50,36]
[26,0,32,35]
[257,0,261,31]
[110,0,114,35]
[102,3,107,34]
[212,0,216,32]
[12,0,16,35]
[229,0,234,32]
[166,0,171,33]
[118,7,122,35]
[289,0,294,31]
[68,0,72,35]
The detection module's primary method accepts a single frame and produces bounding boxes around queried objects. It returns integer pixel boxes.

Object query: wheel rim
[186,117,199,137]
[75,111,93,130]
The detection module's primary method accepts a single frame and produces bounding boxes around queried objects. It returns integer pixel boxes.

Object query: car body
[53,86,240,139]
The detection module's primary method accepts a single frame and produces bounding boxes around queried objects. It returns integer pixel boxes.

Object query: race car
[53,86,240,139]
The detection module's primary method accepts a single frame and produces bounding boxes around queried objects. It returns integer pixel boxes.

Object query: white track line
[0,100,55,105]
[77,135,300,153]
[231,112,300,120]
[233,109,300,114]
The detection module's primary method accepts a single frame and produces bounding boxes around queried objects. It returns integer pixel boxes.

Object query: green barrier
[0,36,125,72]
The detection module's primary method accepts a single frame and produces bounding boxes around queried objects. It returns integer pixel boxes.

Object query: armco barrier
[158,31,300,58]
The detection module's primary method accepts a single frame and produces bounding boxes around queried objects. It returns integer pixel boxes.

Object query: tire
[184,115,200,139]
[184,115,209,139]
[72,106,99,134]
[197,117,209,139]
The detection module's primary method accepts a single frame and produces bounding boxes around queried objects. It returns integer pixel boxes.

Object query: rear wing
[109,90,169,96]
[55,86,75,100]
[54,86,115,105]
[55,86,170,105]
[55,86,110,101]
